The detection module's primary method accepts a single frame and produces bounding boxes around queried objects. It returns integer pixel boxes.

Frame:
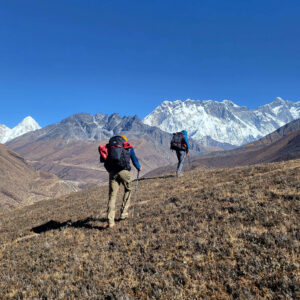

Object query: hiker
[99,135,141,228]
[170,130,190,177]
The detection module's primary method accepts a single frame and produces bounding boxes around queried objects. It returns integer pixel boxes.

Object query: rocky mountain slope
[249,118,300,147]
[0,116,40,143]
[192,129,300,169]
[0,144,78,211]
[7,113,207,187]
[143,97,300,148]
[0,159,299,299]
[200,118,300,166]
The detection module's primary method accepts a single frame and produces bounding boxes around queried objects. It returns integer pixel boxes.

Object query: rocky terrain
[7,113,206,187]
[0,144,78,212]
[0,159,299,299]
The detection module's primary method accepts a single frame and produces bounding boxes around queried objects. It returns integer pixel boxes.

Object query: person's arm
[130,148,141,171]
[183,135,190,154]
[186,146,189,155]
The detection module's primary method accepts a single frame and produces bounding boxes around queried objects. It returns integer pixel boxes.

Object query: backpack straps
[123,141,133,149]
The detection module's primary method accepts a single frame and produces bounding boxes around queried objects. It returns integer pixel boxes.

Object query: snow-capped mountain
[7,113,204,153]
[143,97,300,147]
[0,116,41,143]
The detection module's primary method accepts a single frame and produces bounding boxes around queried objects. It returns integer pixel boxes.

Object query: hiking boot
[178,173,184,177]
[108,222,115,228]
[120,214,128,220]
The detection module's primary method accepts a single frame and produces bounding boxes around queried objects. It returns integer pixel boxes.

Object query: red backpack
[98,144,108,160]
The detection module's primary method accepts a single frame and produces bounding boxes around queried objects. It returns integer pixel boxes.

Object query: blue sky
[0,0,299,127]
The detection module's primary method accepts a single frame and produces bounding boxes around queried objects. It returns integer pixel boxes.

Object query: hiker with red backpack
[99,135,141,228]
[170,130,190,177]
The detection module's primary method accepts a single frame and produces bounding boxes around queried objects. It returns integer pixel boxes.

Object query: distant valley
[0,143,78,211]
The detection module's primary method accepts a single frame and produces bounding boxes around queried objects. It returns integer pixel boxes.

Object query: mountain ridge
[143,97,300,148]
[6,113,207,187]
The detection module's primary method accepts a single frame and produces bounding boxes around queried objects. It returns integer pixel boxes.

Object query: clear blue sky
[0,0,299,127]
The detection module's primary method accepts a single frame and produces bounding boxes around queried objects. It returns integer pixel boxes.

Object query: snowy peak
[273,96,285,103]
[143,97,300,147]
[0,125,10,144]
[19,116,40,127]
[0,116,41,143]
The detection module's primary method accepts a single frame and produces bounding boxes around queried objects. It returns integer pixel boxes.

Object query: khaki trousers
[107,170,132,225]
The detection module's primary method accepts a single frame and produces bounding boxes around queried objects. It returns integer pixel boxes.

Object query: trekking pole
[186,152,192,170]
[131,170,140,218]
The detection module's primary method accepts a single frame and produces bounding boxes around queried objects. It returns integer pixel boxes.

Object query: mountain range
[6,113,206,187]
[2,97,300,187]
[143,97,300,148]
[2,97,299,150]
[0,116,40,143]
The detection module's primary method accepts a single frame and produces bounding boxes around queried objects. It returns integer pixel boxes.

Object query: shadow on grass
[138,174,176,181]
[31,217,108,234]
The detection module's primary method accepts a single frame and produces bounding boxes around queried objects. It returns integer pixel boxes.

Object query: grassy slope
[0,160,299,299]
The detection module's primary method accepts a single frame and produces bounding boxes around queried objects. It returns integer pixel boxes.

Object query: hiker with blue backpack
[99,135,141,228]
[170,130,190,177]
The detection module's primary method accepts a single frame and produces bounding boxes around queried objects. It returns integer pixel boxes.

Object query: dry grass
[0,159,299,299]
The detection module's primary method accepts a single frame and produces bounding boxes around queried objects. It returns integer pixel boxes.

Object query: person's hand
[138,167,142,172]
[186,152,190,157]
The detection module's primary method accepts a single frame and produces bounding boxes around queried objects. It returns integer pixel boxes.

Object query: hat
[122,135,128,141]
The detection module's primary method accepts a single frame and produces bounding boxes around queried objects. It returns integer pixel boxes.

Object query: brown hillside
[0,159,299,299]
[192,129,300,168]
[0,144,78,211]
[249,118,300,147]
